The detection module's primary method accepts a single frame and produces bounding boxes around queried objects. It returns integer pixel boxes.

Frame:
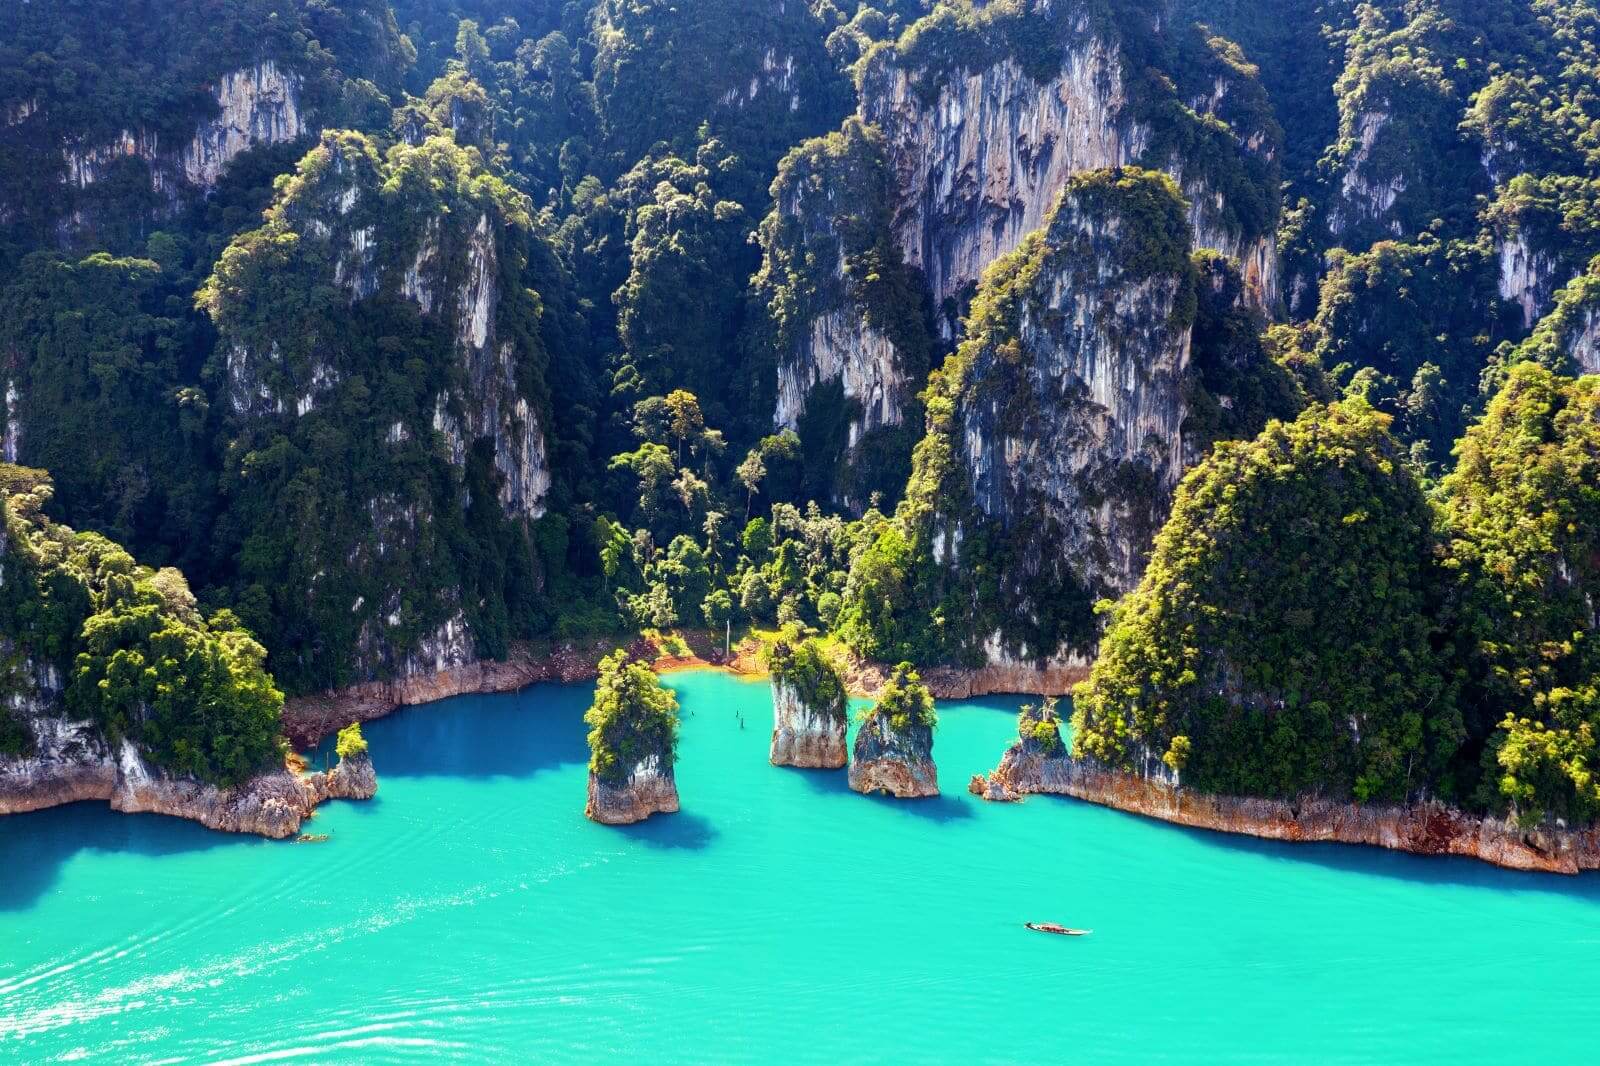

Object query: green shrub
[336,722,369,762]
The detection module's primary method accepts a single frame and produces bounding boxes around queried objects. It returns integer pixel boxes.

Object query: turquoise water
[3,670,1599,1063]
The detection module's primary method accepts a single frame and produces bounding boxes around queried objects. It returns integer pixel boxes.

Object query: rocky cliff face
[1513,261,1600,376]
[1327,108,1407,241]
[1498,230,1560,330]
[910,170,1196,668]
[768,2,1280,492]
[970,748,1600,875]
[861,37,1144,321]
[233,135,550,519]
[849,712,937,798]
[769,681,848,769]
[55,60,306,234]
[586,755,681,825]
[1574,308,1600,375]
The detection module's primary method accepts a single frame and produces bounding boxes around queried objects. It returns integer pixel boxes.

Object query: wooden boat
[1025,922,1090,936]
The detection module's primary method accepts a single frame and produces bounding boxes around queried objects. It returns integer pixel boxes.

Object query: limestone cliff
[854,168,1197,670]
[769,680,848,770]
[586,755,681,825]
[754,119,934,502]
[52,60,307,236]
[764,0,1280,500]
[202,130,559,689]
[59,60,306,195]
[1327,108,1408,242]
[1498,229,1561,331]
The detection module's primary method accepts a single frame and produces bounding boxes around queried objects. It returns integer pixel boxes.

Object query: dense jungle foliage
[1,0,1597,821]
[0,465,283,783]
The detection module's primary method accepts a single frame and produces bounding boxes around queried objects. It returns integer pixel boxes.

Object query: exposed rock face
[449,213,552,521]
[1328,109,1407,240]
[1574,308,1600,375]
[57,60,305,229]
[843,655,1087,703]
[971,751,1600,875]
[849,714,937,798]
[207,131,557,686]
[960,238,1192,599]
[0,719,376,839]
[2,380,19,464]
[862,41,1144,319]
[1189,194,1280,313]
[774,312,905,446]
[179,61,305,188]
[769,681,847,769]
[235,141,550,522]
[319,752,378,801]
[769,4,1280,489]
[586,756,680,825]
[1511,260,1600,376]
[1498,230,1559,330]
[909,172,1196,669]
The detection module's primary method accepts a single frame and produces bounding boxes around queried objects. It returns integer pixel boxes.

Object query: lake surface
[3,669,1599,1063]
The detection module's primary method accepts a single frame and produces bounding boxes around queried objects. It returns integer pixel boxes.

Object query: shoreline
[282,634,1082,746]
[972,748,1600,876]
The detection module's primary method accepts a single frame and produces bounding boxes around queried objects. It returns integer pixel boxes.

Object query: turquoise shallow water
[3,669,1599,1063]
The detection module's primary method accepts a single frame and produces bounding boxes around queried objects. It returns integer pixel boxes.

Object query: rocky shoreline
[970,745,1600,875]
[843,658,1084,702]
[283,636,1082,748]
[282,637,656,746]
[0,726,377,839]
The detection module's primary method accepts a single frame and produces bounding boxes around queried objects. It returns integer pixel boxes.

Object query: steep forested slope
[0,0,1597,826]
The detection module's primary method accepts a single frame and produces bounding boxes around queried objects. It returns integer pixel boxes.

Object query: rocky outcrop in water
[849,713,937,799]
[971,748,1600,875]
[0,717,377,839]
[770,681,848,770]
[766,638,850,769]
[586,756,681,825]
[848,665,937,799]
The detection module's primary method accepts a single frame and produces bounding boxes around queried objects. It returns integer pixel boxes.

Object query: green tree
[584,651,679,786]
[1440,363,1600,824]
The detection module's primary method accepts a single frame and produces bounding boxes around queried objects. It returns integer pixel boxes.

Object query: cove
[3,670,1598,1063]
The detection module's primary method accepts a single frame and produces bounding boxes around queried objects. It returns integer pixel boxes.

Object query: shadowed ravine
[2,672,1598,1063]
